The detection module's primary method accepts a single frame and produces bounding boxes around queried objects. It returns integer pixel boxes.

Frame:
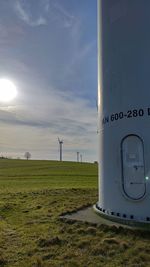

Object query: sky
[0,0,97,162]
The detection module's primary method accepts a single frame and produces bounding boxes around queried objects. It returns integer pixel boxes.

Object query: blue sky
[0,0,97,161]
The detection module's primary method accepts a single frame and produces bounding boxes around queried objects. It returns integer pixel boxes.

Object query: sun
[0,78,17,102]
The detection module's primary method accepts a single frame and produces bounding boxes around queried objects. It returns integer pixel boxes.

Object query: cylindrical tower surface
[96,0,150,223]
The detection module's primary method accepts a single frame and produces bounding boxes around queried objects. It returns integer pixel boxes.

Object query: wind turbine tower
[95,0,150,224]
[58,138,63,161]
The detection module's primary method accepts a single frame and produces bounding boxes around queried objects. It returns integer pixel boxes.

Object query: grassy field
[0,160,150,267]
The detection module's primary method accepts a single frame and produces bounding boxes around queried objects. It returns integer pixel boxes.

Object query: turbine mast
[58,138,63,161]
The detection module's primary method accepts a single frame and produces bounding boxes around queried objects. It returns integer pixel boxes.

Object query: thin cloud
[0,0,97,161]
[65,41,95,78]
[61,16,96,81]
[15,0,47,26]
[48,0,76,28]
[0,88,97,133]
[0,87,97,161]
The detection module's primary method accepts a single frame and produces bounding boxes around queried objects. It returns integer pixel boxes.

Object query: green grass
[0,159,150,267]
[0,160,97,193]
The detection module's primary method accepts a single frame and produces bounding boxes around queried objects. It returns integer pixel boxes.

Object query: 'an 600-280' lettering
[102,108,148,125]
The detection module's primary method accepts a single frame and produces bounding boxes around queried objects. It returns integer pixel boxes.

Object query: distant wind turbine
[58,137,63,161]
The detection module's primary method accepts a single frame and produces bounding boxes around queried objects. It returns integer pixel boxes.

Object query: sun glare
[0,79,17,102]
